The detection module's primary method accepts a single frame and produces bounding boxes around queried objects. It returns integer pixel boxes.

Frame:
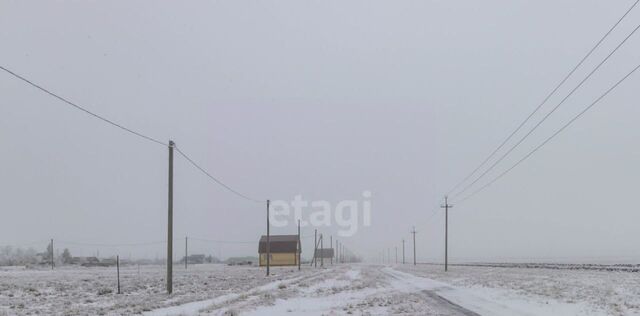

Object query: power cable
[446,0,640,197]
[174,145,264,203]
[452,21,640,200]
[0,65,168,147]
[456,61,640,204]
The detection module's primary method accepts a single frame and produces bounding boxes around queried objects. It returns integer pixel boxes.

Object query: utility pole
[441,196,453,272]
[395,247,398,264]
[330,236,333,265]
[185,236,188,269]
[116,255,121,294]
[411,227,417,266]
[266,199,270,276]
[314,229,317,268]
[297,219,301,271]
[320,234,324,267]
[402,239,405,264]
[50,239,54,270]
[167,140,174,294]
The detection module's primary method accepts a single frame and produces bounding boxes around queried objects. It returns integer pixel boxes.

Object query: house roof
[315,248,334,258]
[258,235,300,253]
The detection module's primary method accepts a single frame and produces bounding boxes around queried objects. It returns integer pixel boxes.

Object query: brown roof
[258,235,300,253]
[315,248,334,258]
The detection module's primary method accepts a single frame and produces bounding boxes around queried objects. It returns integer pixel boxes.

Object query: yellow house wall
[259,253,299,266]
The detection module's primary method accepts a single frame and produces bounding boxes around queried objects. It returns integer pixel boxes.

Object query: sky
[1,0,640,263]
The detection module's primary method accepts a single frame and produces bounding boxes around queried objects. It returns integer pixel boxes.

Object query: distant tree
[62,248,72,264]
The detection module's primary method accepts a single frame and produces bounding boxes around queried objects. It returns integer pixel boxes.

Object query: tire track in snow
[382,267,480,316]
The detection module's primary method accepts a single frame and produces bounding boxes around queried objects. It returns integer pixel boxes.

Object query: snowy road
[148,264,512,315]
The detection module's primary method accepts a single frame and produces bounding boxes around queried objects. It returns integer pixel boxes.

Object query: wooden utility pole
[441,196,453,272]
[167,140,174,294]
[116,255,121,294]
[297,220,301,271]
[185,236,188,269]
[266,199,270,276]
[402,239,405,264]
[411,227,417,266]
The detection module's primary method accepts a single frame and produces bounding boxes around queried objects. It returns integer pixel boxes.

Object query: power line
[57,240,166,247]
[457,61,640,204]
[174,145,264,203]
[188,237,255,244]
[0,65,168,147]
[0,66,265,203]
[452,20,640,200]
[446,0,640,197]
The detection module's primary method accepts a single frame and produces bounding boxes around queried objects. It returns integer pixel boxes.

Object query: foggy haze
[1,0,640,264]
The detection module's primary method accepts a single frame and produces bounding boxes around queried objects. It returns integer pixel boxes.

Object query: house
[180,254,206,264]
[258,235,300,266]
[315,248,334,259]
[95,258,117,267]
[70,257,100,265]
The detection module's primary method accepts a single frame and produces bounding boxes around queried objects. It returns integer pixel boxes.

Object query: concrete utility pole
[320,234,324,267]
[411,227,417,266]
[116,255,121,294]
[298,220,301,271]
[441,196,453,272]
[167,140,174,294]
[50,239,54,270]
[330,236,333,265]
[402,239,405,264]
[266,199,270,276]
[185,236,188,269]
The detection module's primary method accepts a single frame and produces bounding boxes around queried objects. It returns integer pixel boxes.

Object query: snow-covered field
[3,263,640,315]
[0,264,305,316]
[397,263,640,316]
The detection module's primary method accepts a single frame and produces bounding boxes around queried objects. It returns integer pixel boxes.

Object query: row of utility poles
[381,196,454,271]
[45,129,455,296]
[164,140,358,295]
[309,230,354,267]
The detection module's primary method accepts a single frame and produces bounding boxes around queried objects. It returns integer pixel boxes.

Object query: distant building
[98,258,117,266]
[258,235,300,266]
[315,248,334,259]
[70,257,100,265]
[180,254,206,264]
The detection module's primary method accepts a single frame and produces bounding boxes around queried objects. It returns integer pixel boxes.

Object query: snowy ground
[3,263,640,315]
[0,264,305,316]
[397,263,640,316]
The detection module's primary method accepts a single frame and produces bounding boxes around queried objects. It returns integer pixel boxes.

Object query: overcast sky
[1,0,640,263]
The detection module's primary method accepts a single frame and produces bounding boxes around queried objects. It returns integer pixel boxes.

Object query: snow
[384,267,607,316]
[396,263,640,316]
[3,262,640,315]
[0,264,306,316]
